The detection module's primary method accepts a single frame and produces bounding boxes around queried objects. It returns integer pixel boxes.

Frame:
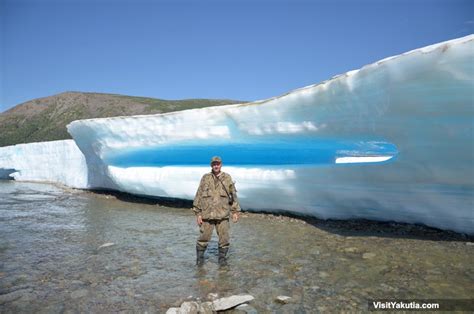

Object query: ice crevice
[1,35,473,234]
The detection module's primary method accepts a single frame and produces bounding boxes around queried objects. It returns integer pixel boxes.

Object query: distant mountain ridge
[0,92,246,147]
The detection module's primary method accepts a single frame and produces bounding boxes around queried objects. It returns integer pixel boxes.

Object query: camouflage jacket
[192,171,241,220]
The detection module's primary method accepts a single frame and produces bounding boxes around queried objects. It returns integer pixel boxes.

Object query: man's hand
[196,214,203,226]
[232,212,239,223]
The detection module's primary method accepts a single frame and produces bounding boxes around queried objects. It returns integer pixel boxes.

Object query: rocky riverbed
[0,181,472,312]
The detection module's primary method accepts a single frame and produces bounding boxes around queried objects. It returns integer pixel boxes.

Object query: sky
[0,0,473,112]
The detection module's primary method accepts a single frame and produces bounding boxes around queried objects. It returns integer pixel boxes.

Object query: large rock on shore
[166,294,254,313]
[212,294,254,311]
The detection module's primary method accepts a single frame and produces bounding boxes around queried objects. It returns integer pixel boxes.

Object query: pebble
[362,252,376,259]
[319,271,329,278]
[207,293,218,301]
[344,247,359,253]
[98,242,115,249]
[275,295,292,304]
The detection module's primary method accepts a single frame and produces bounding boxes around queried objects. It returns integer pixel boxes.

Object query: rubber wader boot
[218,247,229,267]
[196,245,206,266]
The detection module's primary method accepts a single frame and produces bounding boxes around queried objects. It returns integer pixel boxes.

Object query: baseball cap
[210,156,222,165]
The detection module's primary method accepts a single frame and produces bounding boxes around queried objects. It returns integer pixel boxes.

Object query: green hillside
[0,92,246,147]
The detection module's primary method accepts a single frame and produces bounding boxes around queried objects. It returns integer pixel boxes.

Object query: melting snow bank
[0,140,87,188]
[1,35,473,234]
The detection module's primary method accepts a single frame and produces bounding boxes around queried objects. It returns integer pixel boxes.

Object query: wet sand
[0,181,472,312]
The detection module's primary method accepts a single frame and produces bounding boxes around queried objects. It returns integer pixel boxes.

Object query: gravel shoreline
[80,186,473,242]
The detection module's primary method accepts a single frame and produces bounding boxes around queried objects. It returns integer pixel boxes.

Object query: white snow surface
[1,35,473,234]
[0,140,87,188]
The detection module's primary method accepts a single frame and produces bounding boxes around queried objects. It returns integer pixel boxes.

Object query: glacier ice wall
[0,35,472,234]
[64,35,474,234]
[0,140,87,188]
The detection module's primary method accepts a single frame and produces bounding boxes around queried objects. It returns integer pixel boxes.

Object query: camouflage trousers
[196,219,230,249]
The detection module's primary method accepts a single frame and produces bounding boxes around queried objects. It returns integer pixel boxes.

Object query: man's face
[211,162,222,173]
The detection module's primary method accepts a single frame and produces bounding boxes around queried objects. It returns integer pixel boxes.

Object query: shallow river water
[0,181,472,313]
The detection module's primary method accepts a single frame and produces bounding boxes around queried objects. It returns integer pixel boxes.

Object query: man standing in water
[192,156,241,267]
